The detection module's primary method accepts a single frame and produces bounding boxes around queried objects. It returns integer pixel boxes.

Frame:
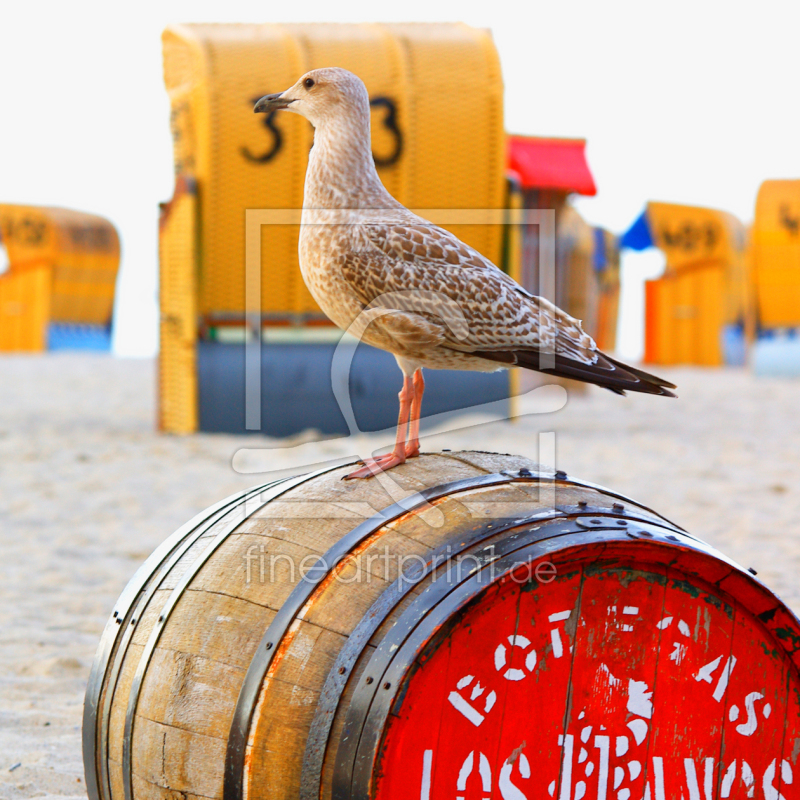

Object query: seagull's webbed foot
[344,450,407,480]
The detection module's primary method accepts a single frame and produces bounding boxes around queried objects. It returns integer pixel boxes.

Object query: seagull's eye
[304,78,315,89]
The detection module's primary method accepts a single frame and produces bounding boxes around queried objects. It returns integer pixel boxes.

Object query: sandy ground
[1,352,799,799]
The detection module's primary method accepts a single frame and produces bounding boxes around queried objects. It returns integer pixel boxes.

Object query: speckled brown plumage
[254,68,675,475]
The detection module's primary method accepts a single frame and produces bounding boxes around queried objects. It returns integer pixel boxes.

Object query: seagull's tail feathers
[473,349,677,398]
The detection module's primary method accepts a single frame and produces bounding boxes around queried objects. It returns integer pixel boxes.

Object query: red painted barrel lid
[374,538,800,800]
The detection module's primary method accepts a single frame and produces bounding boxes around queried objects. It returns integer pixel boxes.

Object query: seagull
[254,68,676,479]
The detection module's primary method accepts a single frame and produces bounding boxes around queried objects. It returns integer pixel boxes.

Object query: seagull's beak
[254,92,294,113]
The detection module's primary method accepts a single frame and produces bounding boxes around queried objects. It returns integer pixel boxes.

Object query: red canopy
[507,135,597,196]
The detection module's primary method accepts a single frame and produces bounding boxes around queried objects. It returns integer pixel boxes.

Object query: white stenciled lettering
[456,751,473,800]
[613,766,624,790]
[420,750,433,800]
[627,680,653,719]
[670,642,687,664]
[652,756,666,800]
[695,655,723,684]
[456,751,492,800]
[694,654,736,700]
[494,635,537,681]
[447,675,497,727]
[627,719,648,745]
[499,752,530,800]
[593,735,610,800]
[736,692,765,736]
[549,610,572,658]
[607,605,636,632]
[712,656,736,701]
[681,758,711,800]
[559,734,574,800]
[721,761,736,798]
[742,761,755,798]
[763,758,793,800]
[703,757,715,800]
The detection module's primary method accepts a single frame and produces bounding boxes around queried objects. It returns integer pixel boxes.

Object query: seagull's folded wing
[340,219,676,396]
[343,218,596,361]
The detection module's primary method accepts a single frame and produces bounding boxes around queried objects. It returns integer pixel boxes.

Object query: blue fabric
[592,228,607,272]
[621,210,653,251]
[48,323,112,351]
[721,324,746,367]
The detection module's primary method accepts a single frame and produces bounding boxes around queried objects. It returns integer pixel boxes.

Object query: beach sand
[1,352,798,799]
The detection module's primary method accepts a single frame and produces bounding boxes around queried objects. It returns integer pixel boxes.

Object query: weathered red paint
[375,544,800,800]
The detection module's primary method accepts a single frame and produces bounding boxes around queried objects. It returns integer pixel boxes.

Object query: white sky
[2,1,798,358]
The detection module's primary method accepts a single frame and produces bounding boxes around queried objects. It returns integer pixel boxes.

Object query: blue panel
[47,323,112,351]
[592,227,607,272]
[620,210,653,251]
[721,324,746,367]
[197,341,510,437]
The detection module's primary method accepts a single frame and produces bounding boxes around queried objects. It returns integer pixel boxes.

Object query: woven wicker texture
[647,201,746,275]
[0,267,50,351]
[385,23,505,265]
[160,22,505,320]
[158,177,199,434]
[643,202,750,366]
[644,266,727,366]
[0,204,119,343]
[752,179,800,327]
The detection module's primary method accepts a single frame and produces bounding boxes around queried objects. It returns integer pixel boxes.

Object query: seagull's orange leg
[345,374,414,479]
[405,369,425,458]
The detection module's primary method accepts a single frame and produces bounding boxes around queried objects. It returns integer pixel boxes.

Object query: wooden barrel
[83,452,800,800]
